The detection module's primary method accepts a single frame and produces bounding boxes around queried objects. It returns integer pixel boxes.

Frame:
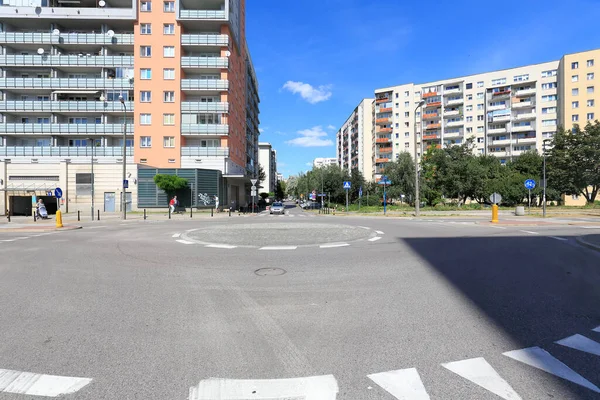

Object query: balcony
[492,139,511,146]
[181,79,228,90]
[181,34,229,46]
[181,147,229,157]
[378,107,392,113]
[444,109,460,117]
[0,32,134,45]
[377,127,392,133]
[179,9,227,19]
[492,89,511,98]
[0,146,132,157]
[426,144,442,150]
[488,104,507,112]
[422,112,439,119]
[375,117,391,125]
[375,97,390,104]
[446,120,463,128]
[512,125,533,132]
[0,5,136,20]
[375,158,391,163]
[181,57,228,68]
[0,54,133,67]
[0,100,134,113]
[446,98,464,106]
[0,123,133,135]
[515,88,536,97]
[493,114,511,122]
[0,78,132,90]
[376,138,392,144]
[489,150,509,157]
[181,124,229,135]
[512,101,534,109]
[422,92,438,98]
[423,134,440,140]
[444,88,462,95]
[514,112,536,121]
[378,148,393,154]
[181,101,228,113]
[444,130,463,138]
[517,136,537,143]
[488,127,508,134]
[425,101,442,108]
[424,123,441,130]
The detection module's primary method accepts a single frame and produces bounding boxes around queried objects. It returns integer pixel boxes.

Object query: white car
[270,202,285,215]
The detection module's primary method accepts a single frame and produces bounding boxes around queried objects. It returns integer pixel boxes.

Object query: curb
[0,225,82,233]
[576,236,600,252]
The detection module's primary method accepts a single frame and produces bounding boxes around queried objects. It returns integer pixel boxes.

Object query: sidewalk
[576,234,600,252]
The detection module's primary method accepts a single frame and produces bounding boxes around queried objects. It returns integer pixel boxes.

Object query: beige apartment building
[335,98,374,179]
[370,49,599,182]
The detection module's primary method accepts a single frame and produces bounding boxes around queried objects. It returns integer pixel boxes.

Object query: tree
[153,174,188,203]
[275,180,286,200]
[349,168,365,202]
[258,165,267,188]
[383,152,415,203]
[548,122,600,204]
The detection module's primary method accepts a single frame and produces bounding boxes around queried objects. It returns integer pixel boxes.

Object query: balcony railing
[375,97,390,104]
[514,112,536,121]
[512,101,534,109]
[422,113,439,119]
[0,54,133,67]
[515,88,536,97]
[446,120,464,127]
[492,90,511,97]
[181,79,228,90]
[375,138,391,144]
[422,92,438,98]
[444,109,460,116]
[378,107,392,113]
[0,123,133,134]
[425,101,442,108]
[0,146,133,157]
[445,98,463,106]
[181,147,229,157]
[375,158,391,163]
[181,101,228,113]
[0,78,132,89]
[425,123,441,130]
[375,117,391,125]
[377,127,392,133]
[488,127,508,134]
[378,148,393,154]
[0,32,134,45]
[180,124,229,134]
[488,104,507,112]
[0,100,134,113]
[512,125,532,132]
[444,88,462,95]
[179,9,227,19]
[423,134,440,140]
[181,34,229,46]
[181,57,228,68]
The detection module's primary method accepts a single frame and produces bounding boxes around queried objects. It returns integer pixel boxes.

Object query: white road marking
[320,243,350,249]
[0,368,92,397]
[189,375,339,400]
[519,230,539,235]
[87,226,107,229]
[206,244,238,249]
[556,334,600,356]
[259,246,298,251]
[172,233,181,238]
[368,368,430,400]
[549,236,568,241]
[581,226,600,229]
[375,230,385,235]
[441,357,522,400]
[594,326,600,333]
[368,237,382,242]
[489,225,507,229]
[176,240,195,245]
[503,346,600,393]
[358,226,370,230]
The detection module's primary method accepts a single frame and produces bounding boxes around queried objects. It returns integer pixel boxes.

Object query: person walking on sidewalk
[169,196,178,214]
[214,195,219,212]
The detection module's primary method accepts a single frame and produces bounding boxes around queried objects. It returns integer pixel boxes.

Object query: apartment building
[0,0,259,214]
[258,142,276,194]
[313,157,337,168]
[335,98,374,179]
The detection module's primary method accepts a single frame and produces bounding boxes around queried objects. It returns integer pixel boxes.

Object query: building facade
[258,142,276,194]
[335,98,374,178]
[312,157,337,169]
[0,0,259,214]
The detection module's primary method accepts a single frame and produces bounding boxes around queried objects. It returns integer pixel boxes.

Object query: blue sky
[246,0,600,178]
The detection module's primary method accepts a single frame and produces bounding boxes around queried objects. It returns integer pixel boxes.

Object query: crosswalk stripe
[441,357,522,400]
[176,240,194,245]
[259,246,297,250]
[0,368,91,397]
[206,244,238,249]
[189,375,339,400]
[368,237,382,242]
[503,346,600,393]
[556,334,600,356]
[319,243,350,249]
[368,368,430,399]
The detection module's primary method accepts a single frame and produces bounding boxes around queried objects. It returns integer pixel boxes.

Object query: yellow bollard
[491,204,499,223]
[55,210,63,228]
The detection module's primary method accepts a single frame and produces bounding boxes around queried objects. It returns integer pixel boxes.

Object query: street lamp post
[542,139,550,218]
[119,95,127,220]
[89,137,95,221]
[413,100,425,217]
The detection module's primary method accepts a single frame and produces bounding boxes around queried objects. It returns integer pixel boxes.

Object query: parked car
[270,202,285,215]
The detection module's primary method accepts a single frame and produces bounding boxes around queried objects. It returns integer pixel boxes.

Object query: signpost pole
[528,189,531,214]
[345,189,348,212]
[383,183,387,215]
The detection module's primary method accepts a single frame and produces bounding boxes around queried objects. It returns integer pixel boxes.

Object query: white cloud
[286,126,334,147]
[305,162,313,167]
[259,128,265,133]
[282,81,332,104]
[327,125,336,130]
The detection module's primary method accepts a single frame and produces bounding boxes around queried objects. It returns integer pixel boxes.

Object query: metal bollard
[34,211,37,222]
[97,210,100,220]
[6,209,10,222]
[144,209,147,220]
[190,206,193,218]
[228,208,231,217]
[77,210,80,221]
[211,207,214,217]
[168,207,171,219]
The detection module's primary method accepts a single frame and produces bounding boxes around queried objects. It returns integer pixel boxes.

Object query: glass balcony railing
[0,146,133,157]
[0,78,132,89]
[180,124,229,134]
[181,57,228,68]
[181,79,228,90]
[0,32,134,45]
[0,101,134,113]
[0,123,133,134]
[181,147,229,157]
[181,102,228,113]
[179,9,227,19]
[0,55,133,67]
[181,34,228,46]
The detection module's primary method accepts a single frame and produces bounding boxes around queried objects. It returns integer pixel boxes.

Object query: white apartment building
[312,157,337,168]
[335,98,374,179]
[258,142,276,194]
[373,61,561,181]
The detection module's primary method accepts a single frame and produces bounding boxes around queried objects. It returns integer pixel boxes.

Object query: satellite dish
[126,70,134,79]
[106,29,115,37]
[225,50,231,57]
[37,48,45,55]
[98,0,105,6]
[52,28,60,36]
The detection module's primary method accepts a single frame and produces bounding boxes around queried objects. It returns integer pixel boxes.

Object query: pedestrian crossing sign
[343,181,351,189]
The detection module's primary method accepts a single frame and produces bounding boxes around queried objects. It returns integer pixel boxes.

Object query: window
[477,103,483,110]
[477,115,484,121]
[141,24,151,34]
[514,74,529,82]
[587,73,594,80]
[466,94,473,101]
[163,113,175,125]
[542,70,557,78]
[466,83,473,89]
[572,114,579,122]
[477,81,484,88]
[140,46,151,57]
[542,107,556,114]
[572,61,579,69]
[572,88,579,96]
[542,119,557,126]
[163,46,175,57]
[404,101,409,107]
[140,91,151,102]
[572,101,580,109]
[141,1,151,11]
[465,105,473,112]
[466,127,473,133]
[542,95,558,101]
[163,136,175,148]
[395,113,399,117]
[405,143,410,148]
[404,91,409,97]
[477,92,484,99]
[491,78,506,86]
[395,123,399,128]
[163,24,175,34]
[587,59,594,67]
[395,103,399,108]
[587,113,594,120]
[140,114,151,125]
[405,132,410,137]
[476,137,483,143]
[141,69,152,79]
[588,99,595,107]
[542,82,557,90]
[466,116,473,122]
[140,159,148,164]
[572,195,579,200]
[587,86,595,94]
[37,117,50,124]
[168,159,176,163]
[163,1,174,11]
[395,132,399,138]
[140,136,152,148]
[477,126,484,133]
[163,91,174,102]
[395,93,398,98]
[404,112,409,117]
[76,173,93,196]
[572,75,579,82]
[163,68,175,80]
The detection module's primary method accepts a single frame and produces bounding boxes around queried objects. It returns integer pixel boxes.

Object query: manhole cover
[255,268,286,276]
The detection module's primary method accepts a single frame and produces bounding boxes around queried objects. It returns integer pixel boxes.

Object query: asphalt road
[1,204,600,399]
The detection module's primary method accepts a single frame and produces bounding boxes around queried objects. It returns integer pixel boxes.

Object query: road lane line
[259,246,297,250]
[488,225,507,229]
[87,226,107,229]
[189,375,339,400]
[206,244,238,249]
[0,368,92,397]
[375,230,385,235]
[368,368,430,399]
[368,237,382,242]
[549,236,568,241]
[503,346,600,393]
[172,233,181,238]
[358,226,370,230]
[581,226,600,229]
[556,334,600,356]
[320,243,350,249]
[520,230,539,235]
[176,240,195,245]
[442,357,522,400]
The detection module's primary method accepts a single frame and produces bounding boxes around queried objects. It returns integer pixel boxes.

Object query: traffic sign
[343,181,351,189]
[378,179,391,185]
[123,179,129,189]
[251,185,257,190]
[251,190,257,196]
[54,187,63,199]
[251,179,258,185]
[359,187,363,197]
[524,179,536,190]
[489,192,502,204]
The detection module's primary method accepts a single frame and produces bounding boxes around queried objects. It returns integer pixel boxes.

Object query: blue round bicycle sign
[524,179,536,190]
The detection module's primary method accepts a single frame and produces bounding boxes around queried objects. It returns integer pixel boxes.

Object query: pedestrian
[214,195,219,212]
[169,195,178,214]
